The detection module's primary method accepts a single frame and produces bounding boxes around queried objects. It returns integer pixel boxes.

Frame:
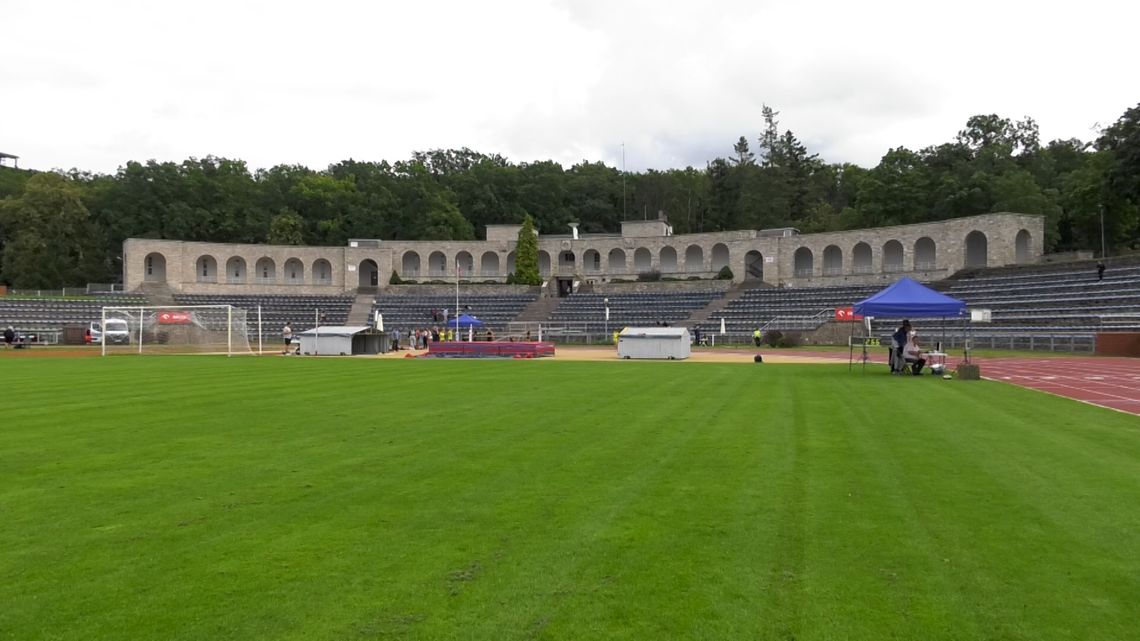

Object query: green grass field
[3,357,1138,640]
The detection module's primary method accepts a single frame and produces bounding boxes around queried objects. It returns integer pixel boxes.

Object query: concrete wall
[123,213,1045,294]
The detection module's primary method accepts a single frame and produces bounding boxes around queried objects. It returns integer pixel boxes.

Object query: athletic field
[3,357,1138,640]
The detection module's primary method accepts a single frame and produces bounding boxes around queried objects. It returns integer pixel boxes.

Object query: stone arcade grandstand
[7,210,1132,352]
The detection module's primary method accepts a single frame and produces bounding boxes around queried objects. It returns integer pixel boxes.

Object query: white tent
[617,327,691,360]
[297,326,387,356]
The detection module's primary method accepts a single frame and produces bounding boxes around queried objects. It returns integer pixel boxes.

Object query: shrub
[505,272,517,284]
[763,330,783,347]
[389,271,402,285]
[687,276,703,280]
[716,265,734,280]
[777,331,803,348]
[637,269,662,282]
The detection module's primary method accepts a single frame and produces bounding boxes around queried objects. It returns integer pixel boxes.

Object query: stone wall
[123,212,1045,294]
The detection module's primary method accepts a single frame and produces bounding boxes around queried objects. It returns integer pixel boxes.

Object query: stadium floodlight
[100,305,253,356]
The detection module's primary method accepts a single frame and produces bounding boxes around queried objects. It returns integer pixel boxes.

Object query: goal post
[100,305,254,356]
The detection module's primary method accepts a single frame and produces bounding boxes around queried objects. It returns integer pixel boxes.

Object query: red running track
[809,349,1140,416]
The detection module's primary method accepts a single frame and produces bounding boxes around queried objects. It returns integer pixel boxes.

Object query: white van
[88,319,131,344]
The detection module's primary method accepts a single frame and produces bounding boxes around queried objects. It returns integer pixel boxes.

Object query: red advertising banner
[158,311,192,325]
[834,307,863,322]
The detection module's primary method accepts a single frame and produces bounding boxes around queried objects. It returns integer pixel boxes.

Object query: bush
[637,269,662,282]
[777,331,803,348]
[505,272,517,284]
[388,271,402,285]
[716,265,734,280]
[763,330,783,347]
[687,276,703,280]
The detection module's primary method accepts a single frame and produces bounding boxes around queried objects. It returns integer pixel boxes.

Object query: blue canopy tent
[853,277,966,318]
[446,314,484,330]
[851,277,967,372]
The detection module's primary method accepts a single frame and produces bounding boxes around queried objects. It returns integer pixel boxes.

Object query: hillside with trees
[1,104,1138,288]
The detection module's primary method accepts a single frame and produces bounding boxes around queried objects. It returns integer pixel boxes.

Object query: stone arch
[456,251,474,277]
[882,240,904,272]
[852,242,872,273]
[634,247,652,271]
[711,243,730,271]
[965,231,988,267]
[401,251,421,279]
[538,250,551,276]
[284,258,304,285]
[1015,229,1032,264]
[608,248,627,273]
[312,259,332,285]
[506,251,516,274]
[428,251,447,277]
[143,252,167,283]
[583,249,601,272]
[914,237,936,270]
[685,245,704,272]
[358,259,379,287]
[793,247,814,277]
[196,254,217,283]
[226,256,246,284]
[744,250,763,281]
[823,245,843,275]
[255,257,276,283]
[660,246,678,272]
[480,251,499,277]
[558,250,575,271]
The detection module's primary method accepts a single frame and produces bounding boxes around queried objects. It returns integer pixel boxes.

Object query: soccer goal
[100,305,253,356]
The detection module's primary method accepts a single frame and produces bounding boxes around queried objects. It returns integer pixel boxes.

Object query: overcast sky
[3,0,1136,174]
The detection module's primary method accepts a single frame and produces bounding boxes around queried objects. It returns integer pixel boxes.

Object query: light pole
[1099,203,1107,258]
[604,298,610,343]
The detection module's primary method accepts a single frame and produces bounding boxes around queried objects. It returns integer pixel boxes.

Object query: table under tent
[849,277,967,373]
[296,326,388,356]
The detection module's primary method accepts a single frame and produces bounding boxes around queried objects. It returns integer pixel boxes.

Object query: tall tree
[512,214,541,285]
[0,173,106,286]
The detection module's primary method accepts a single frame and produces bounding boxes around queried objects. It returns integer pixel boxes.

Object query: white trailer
[617,327,691,360]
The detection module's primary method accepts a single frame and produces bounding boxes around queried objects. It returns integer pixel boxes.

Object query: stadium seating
[545,290,725,332]
[172,293,354,335]
[0,293,149,340]
[371,291,538,333]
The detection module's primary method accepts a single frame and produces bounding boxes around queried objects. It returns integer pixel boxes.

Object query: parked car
[87,319,130,344]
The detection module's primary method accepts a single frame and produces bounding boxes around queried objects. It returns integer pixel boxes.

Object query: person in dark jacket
[3,325,15,348]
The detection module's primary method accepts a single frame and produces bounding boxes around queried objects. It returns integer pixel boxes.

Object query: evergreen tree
[513,214,542,285]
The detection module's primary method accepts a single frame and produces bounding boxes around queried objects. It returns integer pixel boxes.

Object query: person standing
[753,328,762,347]
[891,320,911,373]
[3,325,15,349]
[1097,261,1106,281]
[282,322,293,355]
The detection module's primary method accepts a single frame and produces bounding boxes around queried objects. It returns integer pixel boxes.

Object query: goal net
[100,305,253,356]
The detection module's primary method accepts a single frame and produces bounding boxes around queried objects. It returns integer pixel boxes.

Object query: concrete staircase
[347,291,375,326]
[514,293,562,323]
[684,282,758,327]
[136,283,176,307]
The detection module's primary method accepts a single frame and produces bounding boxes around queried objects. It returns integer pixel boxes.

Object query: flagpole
[451,256,456,342]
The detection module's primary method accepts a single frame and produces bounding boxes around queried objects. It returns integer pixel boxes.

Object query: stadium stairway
[685,282,754,327]
[347,291,375,326]
[513,293,563,323]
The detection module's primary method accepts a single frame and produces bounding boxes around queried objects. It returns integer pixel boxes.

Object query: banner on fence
[158,311,192,325]
[834,307,864,322]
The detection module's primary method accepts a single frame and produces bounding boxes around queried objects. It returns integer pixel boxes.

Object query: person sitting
[904,329,926,375]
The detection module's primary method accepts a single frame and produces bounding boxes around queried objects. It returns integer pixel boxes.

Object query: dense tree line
[1,104,1138,288]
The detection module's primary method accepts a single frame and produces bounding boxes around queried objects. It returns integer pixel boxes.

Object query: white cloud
[1,0,1136,173]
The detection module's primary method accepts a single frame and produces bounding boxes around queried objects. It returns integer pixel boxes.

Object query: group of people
[891,319,926,375]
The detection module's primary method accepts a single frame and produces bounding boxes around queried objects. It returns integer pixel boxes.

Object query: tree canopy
[1,103,1138,288]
